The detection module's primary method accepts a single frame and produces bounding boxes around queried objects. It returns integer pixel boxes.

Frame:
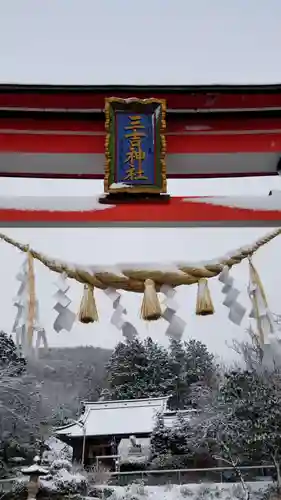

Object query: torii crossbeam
[0,83,280,225]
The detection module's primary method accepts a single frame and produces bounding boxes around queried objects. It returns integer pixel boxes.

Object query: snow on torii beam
[0,195,280,226]
[0,84,281,225]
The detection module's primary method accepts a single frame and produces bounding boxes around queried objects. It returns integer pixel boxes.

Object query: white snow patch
[120,262,186,275]
[122,97,144,103]
[85,265,127,279]
[28,252,193,279]
[184,195,281,211]
[21,464,48,475]
[56,468,85,483]
[0,196,114,212]
[39,468,87,493]
[110,182,133,189]
[39,478,58,492]
[96,482,272,500]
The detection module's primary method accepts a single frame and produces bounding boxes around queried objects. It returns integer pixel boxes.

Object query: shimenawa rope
[0,229,279,293]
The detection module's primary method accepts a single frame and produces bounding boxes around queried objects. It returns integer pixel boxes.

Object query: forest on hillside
[1,329,281,498]
[27,345,112,421]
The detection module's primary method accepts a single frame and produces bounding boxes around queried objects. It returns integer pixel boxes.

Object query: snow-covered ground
[10,470,273,500]
[101,482,272,500]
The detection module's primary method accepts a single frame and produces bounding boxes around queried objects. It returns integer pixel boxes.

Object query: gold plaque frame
[104,97,167,194]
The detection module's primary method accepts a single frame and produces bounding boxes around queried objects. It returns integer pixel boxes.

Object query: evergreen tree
[150,413,169,458]
[169,338,217,409]
[106,336,216,408]
[220,369,281,473]
[168,412,189,455]
[169,339,188,409]
[150,411,214,469]
[0,332,40,469]
[184,339,215,387]
[193,368,281,490]
[105,337,174,400]
[0,331,26,375]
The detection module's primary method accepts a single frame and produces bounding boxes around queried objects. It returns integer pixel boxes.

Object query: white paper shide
[53,273,76,333]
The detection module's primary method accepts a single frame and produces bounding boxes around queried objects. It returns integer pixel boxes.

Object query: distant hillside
[26,346,112,421]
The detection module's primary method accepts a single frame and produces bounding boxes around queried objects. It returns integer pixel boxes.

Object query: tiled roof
[55,397,169,438]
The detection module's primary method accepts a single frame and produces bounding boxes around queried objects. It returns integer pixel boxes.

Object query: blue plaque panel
[104,97,166,194]
[115,112,155,185]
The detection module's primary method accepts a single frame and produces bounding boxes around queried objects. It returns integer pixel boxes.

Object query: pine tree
[150,413,169,458]
[184,339,215,387]
[195,368,281,491]
[169,338,216,409]
[220,369,281,471]
[0,331,26,375]
[105,337,174,400]
[169,339,189,409]
[106,336,216,410]
[168,412,189,455]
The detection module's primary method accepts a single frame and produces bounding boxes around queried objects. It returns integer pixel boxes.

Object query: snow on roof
[55,397,169,438]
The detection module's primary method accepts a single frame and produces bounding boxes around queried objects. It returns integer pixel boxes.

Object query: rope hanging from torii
[0,229,279,290]
[0,228,280,360]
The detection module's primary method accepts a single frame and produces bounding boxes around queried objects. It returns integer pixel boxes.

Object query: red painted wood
[0,131,281,154]
[0,133,101,153]
[0,118,103,132]
[1,116,281,134]
[0,198,280,223]
[0,90,281,111]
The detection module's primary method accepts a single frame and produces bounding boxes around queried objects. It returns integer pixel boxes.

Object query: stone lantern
[21,456,48,499]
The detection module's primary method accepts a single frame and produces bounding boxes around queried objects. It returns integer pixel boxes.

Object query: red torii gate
[0,83,281,225]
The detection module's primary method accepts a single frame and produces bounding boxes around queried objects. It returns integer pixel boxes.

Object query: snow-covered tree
[185,368,281,495]
[105,337,174,400]
[0,332,52,469]
[169,338,217,410]
[227,326,263,370]
[183,339,216,387]
[105,337,217,409]
[150,413,170,458]
[168,339,189,409]
[220,369,281,490]
[149,412,191,469]
[150,410,215,470]
[0,330,26,374]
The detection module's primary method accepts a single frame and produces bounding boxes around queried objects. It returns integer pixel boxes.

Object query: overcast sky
[0,0,281,361]
[1,0,281,85]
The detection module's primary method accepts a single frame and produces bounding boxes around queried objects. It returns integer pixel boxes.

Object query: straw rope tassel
[141,279,162,321]
[249,261,264,345]
[249,260,273,346]
[249,260,269,306]
[27,251,36,347]
[78,284,99,324]
[196,278,215,316]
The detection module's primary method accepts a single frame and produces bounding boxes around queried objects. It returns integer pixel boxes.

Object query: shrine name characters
[104,98,167,194]
[122,114,151,183]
